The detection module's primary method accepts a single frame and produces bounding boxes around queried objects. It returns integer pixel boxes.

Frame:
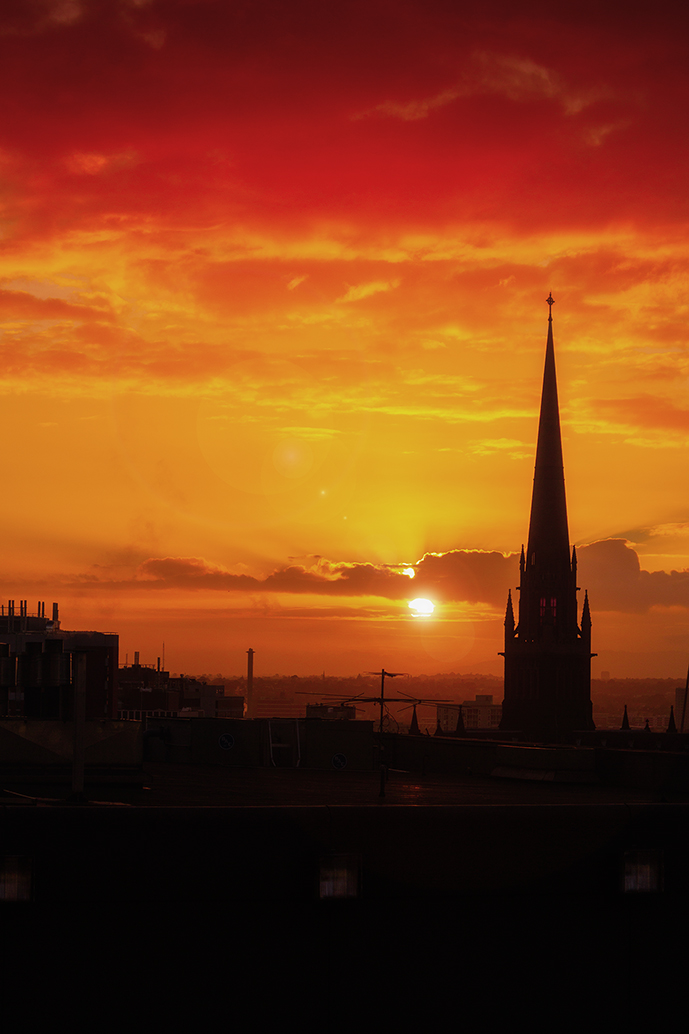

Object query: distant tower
[500,295,595,742]
[246,648,255,719]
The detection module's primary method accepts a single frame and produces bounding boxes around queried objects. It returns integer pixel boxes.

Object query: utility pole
[374,669,405,797]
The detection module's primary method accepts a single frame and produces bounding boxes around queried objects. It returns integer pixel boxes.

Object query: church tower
[500,295,595,742]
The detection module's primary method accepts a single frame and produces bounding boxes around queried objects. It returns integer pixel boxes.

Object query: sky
[2,0,689,678]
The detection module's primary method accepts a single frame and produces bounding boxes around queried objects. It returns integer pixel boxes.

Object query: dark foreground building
[0,601,118,720]
[500,296,595,741]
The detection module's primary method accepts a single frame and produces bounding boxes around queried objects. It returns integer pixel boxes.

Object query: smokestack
[134,651,140,666]
[246,648,254,719]
[52,603,59,625]
[157,657,160,672]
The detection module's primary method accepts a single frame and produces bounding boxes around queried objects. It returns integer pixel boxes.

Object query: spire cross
[546,292,554,321]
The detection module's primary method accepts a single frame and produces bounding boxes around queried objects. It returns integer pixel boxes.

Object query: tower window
[550,596,557,618]
[540,597,546,618]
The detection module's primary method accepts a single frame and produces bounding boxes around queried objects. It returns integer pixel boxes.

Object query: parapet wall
[381,732,689,791]
[144,717,375,771]
[0,719,142,784]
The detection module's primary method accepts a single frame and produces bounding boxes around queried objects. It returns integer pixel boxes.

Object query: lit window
[0,857,32,902]
[622,849,663,893]
[319,855,361,899]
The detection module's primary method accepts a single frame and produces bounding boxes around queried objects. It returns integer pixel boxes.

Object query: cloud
[79,549,518,606]
[279,426,341,441]
[65,541,689,619]
[578,539,689,613]
[64,151,138,176]
[45,1,82,27]
[363,87,465,123]
[593,396,689,436]
[338,280,400,303]
[413,550,515,605]
[0,0,84,35]
[0,288,113,322]
[647,523,689,539]
[287,275,308,290]
[356,51,607,122]
[134,555,417,597]
[469,437,532,459]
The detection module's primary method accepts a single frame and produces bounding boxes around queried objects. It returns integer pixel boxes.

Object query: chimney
[246,648,254,719]
[134,651,140,666]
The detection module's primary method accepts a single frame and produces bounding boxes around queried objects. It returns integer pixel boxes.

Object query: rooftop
[2,760,678,808]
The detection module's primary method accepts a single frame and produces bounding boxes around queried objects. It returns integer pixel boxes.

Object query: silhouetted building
[118,656,243,718]
[500,297,595,742]
[436,695,501,732]
[216,694,245,719]
[118,654,176,716]
[169,675,227,717]
[306,703,357,720]
[0,600,118,719]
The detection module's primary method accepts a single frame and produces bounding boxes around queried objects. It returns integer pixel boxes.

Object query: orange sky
[2,0,689,677]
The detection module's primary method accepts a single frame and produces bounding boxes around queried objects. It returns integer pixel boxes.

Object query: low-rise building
[436,694,502,733]
[118,655,243,718]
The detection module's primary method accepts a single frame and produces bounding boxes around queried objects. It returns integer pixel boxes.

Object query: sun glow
[408,598,435,617]
[403,568,415,578]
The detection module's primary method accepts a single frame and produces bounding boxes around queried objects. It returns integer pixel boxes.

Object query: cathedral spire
[500,296,594,742]
[525,293,571,576]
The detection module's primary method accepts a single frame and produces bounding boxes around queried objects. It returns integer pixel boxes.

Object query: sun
[408,598,435,617]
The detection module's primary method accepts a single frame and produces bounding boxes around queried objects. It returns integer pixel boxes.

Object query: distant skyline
[2,1,689,677]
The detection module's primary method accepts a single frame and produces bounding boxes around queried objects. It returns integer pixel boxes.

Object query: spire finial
[546,292,554,321]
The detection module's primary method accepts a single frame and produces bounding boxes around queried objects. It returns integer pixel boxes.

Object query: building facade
[0,600,118,720]
[436,695,502,733]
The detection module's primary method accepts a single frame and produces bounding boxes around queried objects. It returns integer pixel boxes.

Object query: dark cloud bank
[119,539,689,614]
